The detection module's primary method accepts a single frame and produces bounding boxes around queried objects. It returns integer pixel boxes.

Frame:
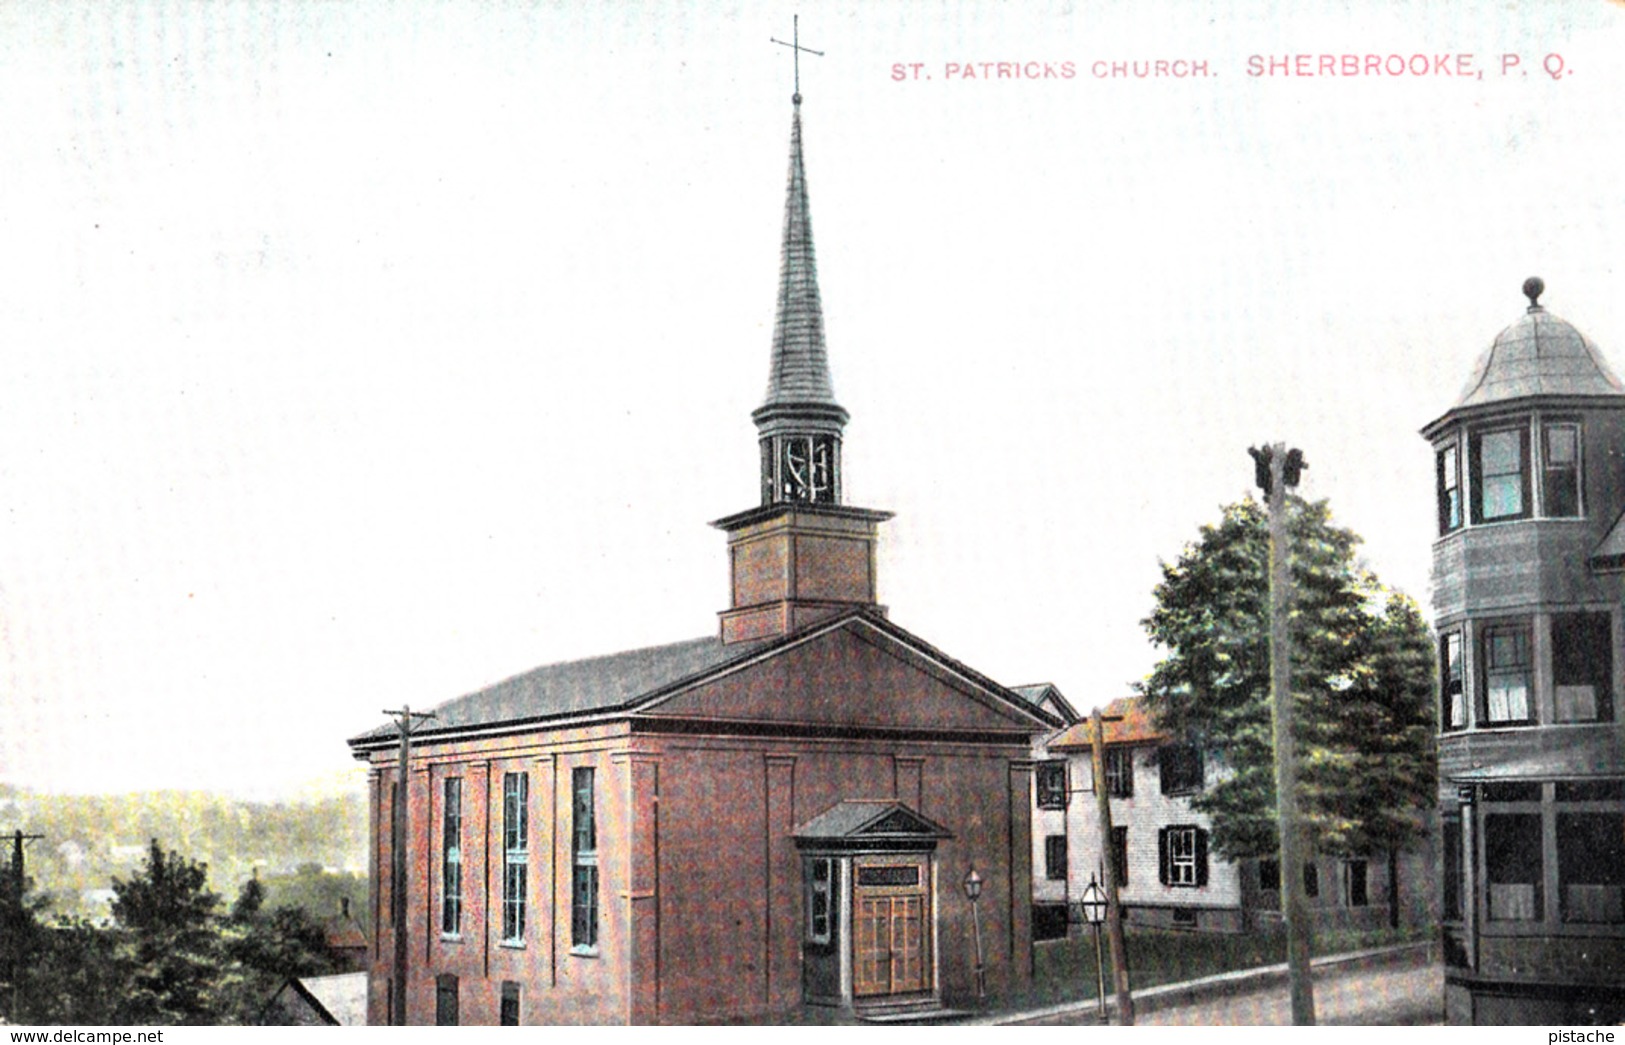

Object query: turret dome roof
[1451,277,1625,410]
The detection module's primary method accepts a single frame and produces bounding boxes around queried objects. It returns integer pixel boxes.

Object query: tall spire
[756,99,846,424]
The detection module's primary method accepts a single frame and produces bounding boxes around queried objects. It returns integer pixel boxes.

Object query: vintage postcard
[2,0,1622,1029]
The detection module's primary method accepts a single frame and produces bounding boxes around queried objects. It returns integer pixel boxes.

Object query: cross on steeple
[771,14,823,101]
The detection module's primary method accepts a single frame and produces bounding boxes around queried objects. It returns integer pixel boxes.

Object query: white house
[1031,696,1430,936]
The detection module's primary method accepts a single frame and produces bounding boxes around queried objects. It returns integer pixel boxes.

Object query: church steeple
[754,97,848,507]
[712,88,892,645]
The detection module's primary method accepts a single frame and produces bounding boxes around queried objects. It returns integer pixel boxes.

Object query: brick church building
[347,92,1059,1025]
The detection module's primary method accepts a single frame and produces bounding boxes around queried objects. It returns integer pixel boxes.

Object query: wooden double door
[852,855,933,998]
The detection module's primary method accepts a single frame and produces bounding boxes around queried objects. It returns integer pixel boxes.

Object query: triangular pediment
[794,800,952,843]
[634,614,1054,738]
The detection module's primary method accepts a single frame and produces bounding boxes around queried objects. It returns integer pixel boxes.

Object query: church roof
[755,99,845,423]
[348,611,1059,751]
[348,633,774,744]
[1432,278,1625,430]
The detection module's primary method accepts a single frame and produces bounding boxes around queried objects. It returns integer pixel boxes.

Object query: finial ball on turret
[792,92,802,105]
[1523,276,1545,308]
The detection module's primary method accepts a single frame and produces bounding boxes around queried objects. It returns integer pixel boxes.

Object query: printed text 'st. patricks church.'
[348,85,1059,1024]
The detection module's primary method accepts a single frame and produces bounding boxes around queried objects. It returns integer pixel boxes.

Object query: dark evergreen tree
[1140,496,1435,870]
[109,840,227,1024]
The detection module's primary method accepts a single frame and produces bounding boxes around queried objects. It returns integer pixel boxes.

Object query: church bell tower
[713,92,891,644]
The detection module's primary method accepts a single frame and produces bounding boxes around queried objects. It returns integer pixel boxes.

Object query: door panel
[851,858,932,998]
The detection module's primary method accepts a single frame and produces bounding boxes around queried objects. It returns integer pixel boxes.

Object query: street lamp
[963,868,986,1002]
[1079,873,1109,1024]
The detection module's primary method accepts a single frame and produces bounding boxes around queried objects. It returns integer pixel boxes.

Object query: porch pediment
[793,800,952,847]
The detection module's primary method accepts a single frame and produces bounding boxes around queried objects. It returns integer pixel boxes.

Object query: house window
[502,772,528,943]
[1044,835,1068,881]
[1437,442,1462,534]
[441,778,463,937]
[1485,813,1543,921]
[1542,422,1581,517]
[1159,744,1203,795]
[1105,747,1134,798]
[571,767,598,951]
[499,981,520,1026]
[1440,632,1465,731]
[1346,860,1369,907]
[1036,761,1068,809]
[1471,426,1529,523]
[435,973,459,1026]
[1258,857,1280,892]
[1553,612,1613,723]
[1441,818,1464,921]
[1303,862,1320,899]
[1110,827,1129,887]
[805,857,836,945]
[1557,812,1625,923]
[1480,624,1533,725]
[1159,825,1208,888]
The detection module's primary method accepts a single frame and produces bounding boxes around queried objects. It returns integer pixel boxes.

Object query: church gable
[637,616,1048,736]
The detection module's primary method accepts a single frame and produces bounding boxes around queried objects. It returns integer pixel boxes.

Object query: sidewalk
[982,941,1440,1026]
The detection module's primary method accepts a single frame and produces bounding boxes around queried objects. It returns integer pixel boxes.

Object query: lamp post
[1079,872,1109,1025]
[963,867,986,1003]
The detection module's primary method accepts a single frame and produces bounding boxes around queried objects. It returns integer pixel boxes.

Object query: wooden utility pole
[1089,708,1134,1024]
[1253,442,1316,1025]
[383,706,435,1027]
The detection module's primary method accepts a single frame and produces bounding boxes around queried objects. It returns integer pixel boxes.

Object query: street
[1016,959,1444,1026]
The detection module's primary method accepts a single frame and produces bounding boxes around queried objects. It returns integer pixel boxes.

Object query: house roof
[1046,695,1168,751]
[348,610,1059,752]
[1013,683,1081,725]
[301,973,368,1027]
[1425,279,1625,434]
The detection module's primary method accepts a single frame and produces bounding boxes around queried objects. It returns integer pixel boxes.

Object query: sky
[4,0,1625,799]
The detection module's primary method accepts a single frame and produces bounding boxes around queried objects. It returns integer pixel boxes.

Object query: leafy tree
[110,840,227,1024]
[14,916,130,1026]
[1140,496,1436,876]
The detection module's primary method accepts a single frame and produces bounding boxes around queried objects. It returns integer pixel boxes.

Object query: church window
[1036,761,1068,809]
[1485,813,1543,921]
[1480,624,1533,725]
[1159,744,1203,795]
[1552,612,1613,723]
[499,981,521,1026]
[1044,835,1067,880]
[1542,422,1581,517]
[1303,861,1319,898]
[805,857,835,944]
[441,778,462,937]
[502,772,528,944]
[1440,632,1465,731]
[435,973,459,1026]
[1258,857,1280,892]
[1470,427,1529,523]
[1437,442,1462,534]
[571,767,598,951]
[1557,812,1625,923]
[1105,747,1134,798]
